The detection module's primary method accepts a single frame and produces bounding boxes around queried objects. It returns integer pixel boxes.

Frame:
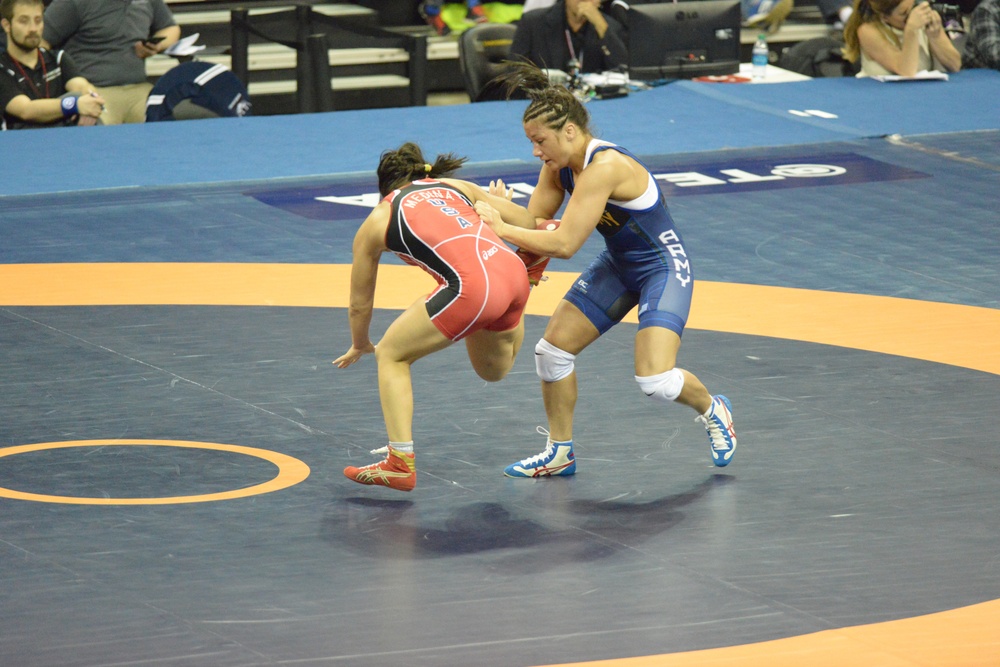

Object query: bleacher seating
[158,2,462,114]
[156,1,834,116]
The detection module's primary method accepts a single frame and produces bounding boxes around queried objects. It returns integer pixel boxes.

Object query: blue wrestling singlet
[560,140,694,336]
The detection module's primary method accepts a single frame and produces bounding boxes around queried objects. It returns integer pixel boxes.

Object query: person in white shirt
[842,0,961,76]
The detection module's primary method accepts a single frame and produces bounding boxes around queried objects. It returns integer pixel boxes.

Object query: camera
[930,2,962,24]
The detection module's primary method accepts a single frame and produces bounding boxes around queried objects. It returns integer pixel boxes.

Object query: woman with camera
[843,0,962,75]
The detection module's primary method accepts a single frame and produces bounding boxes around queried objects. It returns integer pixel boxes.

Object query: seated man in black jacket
[1,0,104,129]
[511,0,627,74]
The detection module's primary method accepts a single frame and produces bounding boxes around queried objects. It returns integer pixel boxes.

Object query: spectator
[524,0,630,27]
[523,0,626,13]
[511,0,627,74]
[1,0,103,130]
[843,0,961,76]
[41,0,180,124]
[962,0,1000,69]
[420,0,487,35]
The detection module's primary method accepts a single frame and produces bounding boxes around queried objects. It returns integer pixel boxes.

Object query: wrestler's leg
[502,300,600,478]
[464,316,525,382]
[634,325,736,467]
[375,300,454,442]
[539,300,602,442]
[634,326,712,414]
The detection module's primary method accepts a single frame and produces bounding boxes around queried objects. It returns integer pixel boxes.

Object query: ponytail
[493,60,592,134]
[842,0,870,62]
[377,142,468,196]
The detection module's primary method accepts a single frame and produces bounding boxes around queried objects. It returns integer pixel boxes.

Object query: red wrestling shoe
[344,446,416,492]
[515,219,560,286]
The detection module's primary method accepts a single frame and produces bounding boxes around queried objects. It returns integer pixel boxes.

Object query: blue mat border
[0,69,997,197]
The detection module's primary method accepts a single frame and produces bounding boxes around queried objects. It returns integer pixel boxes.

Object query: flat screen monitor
[627,0,742,80]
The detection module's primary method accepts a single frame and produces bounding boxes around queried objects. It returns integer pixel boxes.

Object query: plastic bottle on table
[751,33,769,81]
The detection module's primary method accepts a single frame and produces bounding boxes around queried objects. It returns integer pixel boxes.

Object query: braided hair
[377,142,468,197]
[497,61,592,135]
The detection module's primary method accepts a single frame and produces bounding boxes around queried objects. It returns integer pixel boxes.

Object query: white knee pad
[535,338,576,383]
[635,368,685,404]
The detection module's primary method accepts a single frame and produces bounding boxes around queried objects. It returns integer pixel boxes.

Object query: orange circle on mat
[0,439,310,505]
[0,262,997,663]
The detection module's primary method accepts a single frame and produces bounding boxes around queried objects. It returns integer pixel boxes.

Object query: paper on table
[164,33,205,57]
[871,70,949,82]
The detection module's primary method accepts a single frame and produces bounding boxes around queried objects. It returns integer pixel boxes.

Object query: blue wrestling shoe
[504,438,576,477]
[696,395,737,467]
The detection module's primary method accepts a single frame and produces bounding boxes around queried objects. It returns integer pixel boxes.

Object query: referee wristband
[60,95,79,118]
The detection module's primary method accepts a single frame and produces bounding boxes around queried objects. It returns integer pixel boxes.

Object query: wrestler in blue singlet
[562,139,694,337]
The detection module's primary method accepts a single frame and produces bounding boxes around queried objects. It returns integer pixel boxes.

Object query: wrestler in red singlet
[384,179,530,341]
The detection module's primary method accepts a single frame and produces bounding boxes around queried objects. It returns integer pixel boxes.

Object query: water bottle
[751,33,768,80]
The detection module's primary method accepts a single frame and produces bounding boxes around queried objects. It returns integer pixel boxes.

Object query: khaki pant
[95,82,154,125]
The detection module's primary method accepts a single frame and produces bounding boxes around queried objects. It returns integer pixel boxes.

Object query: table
[693,63,812,84]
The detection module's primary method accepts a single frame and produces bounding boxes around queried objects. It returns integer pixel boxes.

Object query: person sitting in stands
[843,0,961,76]
[511,0,627,74]
[962,0,1000,70]
[42,0,180,124]
[0,0,103,130]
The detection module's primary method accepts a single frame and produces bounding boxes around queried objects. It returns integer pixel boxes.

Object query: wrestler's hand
[489,179,514,200]
[475,200,505,236]
[333,342,376,368]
